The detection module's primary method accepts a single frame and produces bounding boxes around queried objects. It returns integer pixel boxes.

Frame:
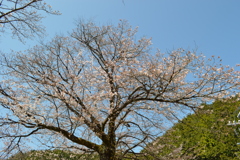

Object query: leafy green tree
[143,96,240,160]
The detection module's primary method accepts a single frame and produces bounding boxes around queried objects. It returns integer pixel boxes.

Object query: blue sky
[1,0,240,67]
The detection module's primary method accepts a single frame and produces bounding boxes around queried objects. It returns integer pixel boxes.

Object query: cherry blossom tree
[0,0,60,42]
[0,20,239,160]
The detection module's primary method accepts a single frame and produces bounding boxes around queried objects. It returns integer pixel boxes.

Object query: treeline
[7,149,99,160]
[142,96,240,159]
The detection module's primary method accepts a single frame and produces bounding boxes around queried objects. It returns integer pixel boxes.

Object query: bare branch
[0,0,60,42]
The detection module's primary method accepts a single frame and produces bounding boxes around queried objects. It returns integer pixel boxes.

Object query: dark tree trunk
[99,146,118,160]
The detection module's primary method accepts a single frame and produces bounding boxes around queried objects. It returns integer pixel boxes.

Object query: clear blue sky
[1,0,240,67]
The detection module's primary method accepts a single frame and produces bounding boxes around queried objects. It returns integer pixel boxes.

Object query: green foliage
[8,149,99,160]
[143,96,240,159]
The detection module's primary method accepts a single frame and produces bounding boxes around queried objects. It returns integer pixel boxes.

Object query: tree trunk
[99,146,117,160]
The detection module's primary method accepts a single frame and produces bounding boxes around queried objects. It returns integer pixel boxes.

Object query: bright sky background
[1,0,240,68]
[0,0,239,153]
